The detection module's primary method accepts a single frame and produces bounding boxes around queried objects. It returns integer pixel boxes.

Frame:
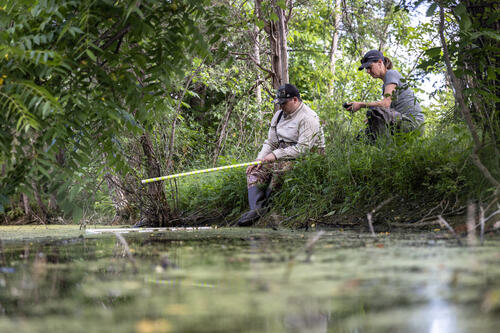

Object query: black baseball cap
[273,83,300,104]
[358,50,384,70]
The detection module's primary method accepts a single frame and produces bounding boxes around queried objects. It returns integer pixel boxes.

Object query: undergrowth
[174,123,498,225]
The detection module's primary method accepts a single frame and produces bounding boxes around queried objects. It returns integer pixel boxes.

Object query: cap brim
[358,62,372,71]
[273,98,288,104]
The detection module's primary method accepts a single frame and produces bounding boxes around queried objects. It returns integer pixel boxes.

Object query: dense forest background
[0,0,498,227]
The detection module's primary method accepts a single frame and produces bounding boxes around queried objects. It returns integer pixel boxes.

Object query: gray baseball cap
[358,50,384,70]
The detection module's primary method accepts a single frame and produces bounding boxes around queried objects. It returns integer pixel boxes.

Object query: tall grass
[173,113,497,225]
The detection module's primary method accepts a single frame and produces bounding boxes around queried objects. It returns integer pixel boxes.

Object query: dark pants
[358,107,420,143]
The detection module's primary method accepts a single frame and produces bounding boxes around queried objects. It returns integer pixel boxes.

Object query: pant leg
[365,107,404,141]
[246,161,293,190]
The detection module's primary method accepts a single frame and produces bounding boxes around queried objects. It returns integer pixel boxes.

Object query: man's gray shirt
[383,69,425,124]
[257,102,325,160]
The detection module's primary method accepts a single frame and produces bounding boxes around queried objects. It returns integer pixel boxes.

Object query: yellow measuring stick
[141,160,262,184]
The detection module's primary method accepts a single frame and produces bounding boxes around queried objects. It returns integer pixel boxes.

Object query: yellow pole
[141,160,262,184]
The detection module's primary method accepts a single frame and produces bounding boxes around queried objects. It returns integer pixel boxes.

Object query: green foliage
[0,0,228,221]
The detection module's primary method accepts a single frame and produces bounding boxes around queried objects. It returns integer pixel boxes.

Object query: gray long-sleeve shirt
[257,102,325,160]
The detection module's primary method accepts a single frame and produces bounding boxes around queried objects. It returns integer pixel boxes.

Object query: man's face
[280,97,299,114]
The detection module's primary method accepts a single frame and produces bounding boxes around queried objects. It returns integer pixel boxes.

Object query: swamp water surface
[0,226,500,333]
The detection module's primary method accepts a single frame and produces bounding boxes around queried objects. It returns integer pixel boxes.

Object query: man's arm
[272,117,322,160]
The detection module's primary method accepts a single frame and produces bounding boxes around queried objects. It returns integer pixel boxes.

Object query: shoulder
[299,104,320,124]
[385,70,402,84]
[300,103,317,115]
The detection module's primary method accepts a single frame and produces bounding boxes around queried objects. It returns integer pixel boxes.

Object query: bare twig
[229,51,274,75]
[437,215,463,246]
[483,207,500,224]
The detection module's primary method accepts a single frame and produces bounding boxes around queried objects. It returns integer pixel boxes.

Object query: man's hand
[246,153,276,174]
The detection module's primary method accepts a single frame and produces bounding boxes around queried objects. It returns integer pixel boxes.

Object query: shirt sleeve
[272,116,322,160]
[384,70,401,87]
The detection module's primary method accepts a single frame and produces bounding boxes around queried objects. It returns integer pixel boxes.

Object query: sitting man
[237,83,325,226]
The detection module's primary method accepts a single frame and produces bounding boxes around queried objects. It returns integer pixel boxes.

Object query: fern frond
[16,80,63,114]
[0,45,63,66]
[0,90,41,131]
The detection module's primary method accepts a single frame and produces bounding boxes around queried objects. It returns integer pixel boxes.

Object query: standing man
[237,84,325,226]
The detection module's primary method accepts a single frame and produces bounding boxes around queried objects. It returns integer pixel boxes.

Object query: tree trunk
[378,0,393,52]
[328,0,342,96]
[277,3,289,84]
[22,193,32,217]
[213,95,236,166]
[252,0,262,105]
[438,1,500,190]
[31,181,48,224]
[261,0,290,89]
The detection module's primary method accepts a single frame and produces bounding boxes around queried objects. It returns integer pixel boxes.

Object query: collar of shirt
[283,102,304,120]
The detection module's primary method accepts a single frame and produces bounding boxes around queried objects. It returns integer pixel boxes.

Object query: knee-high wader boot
[237,185,269,226]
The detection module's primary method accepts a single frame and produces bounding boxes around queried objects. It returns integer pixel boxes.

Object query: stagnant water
[1,226,500,332]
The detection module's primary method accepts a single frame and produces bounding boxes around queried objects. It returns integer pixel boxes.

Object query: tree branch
[438,2,500,189]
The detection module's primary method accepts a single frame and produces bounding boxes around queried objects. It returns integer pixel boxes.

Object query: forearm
[360,98,391,109]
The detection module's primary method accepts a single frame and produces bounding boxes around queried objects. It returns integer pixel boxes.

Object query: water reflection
[283,296,329,333]
[0,229,499,333]
[411,268,460,333]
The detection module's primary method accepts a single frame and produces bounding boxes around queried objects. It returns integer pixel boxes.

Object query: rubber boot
[237,186,268,226]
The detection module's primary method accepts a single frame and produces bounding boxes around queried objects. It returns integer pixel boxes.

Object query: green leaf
[426,2,438,17]
[487,67,496,80]
[425,46,442,59]
[85,49,97,61]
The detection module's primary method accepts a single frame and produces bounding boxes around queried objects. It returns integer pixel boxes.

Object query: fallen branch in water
[466,203,478,246]
[437,215,463,246]
[480,206,485,246]
[115,233,138,273]
[366,213,376,237]
[417,202,466,224]
[366,196,395,236]
[283,230,325,282]
[305,230,325,263]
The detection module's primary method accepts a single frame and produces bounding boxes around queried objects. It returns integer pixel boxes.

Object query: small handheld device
[342,102,352,109]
